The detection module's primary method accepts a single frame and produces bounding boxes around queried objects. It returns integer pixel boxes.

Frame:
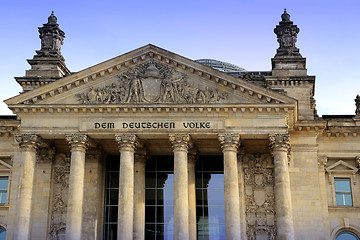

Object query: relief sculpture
[77,61,227,104]
[242,153,276,240]
[48,153,70,240]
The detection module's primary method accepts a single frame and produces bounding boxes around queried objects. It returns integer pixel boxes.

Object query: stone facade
[0,10,359,240]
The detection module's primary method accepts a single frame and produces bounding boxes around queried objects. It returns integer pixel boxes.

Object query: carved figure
[355,94,360,115]
[126,76,146,103]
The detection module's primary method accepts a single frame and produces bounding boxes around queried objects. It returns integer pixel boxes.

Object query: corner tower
[15,12,71,92]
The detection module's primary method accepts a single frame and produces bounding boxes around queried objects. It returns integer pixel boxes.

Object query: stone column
[269,134,294,240]
[133,147,147,240]
[14,134,42,240]
[237,150,247,240]
[115,134,137,240]
[218,133,241,240]
[65,134,88,240]
[169,134,192,240]
[188,148,197,240]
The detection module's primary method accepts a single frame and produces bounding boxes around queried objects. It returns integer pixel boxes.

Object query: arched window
[0,227,6,240]
[336,231,360,240]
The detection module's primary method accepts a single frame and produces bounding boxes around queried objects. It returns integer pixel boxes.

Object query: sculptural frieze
[76,61,227,104]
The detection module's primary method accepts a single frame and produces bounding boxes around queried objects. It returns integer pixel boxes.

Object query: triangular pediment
[326,160,358,174]
[6,44,297,107]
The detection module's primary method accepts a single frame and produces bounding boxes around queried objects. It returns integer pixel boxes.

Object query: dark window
[196,156,225,240]
[145,156,174,240]
[103,156,119,240]
[334,178,353,206]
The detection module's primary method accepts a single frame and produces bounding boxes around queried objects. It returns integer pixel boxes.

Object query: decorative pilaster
[133,147,148,240]
[269,134,294,240]
[14,134,42,240]
[218,133,241,240]
[65,134,88,240]
[115,134,138,240]
[188,148,198,240]
[169,134,192,240]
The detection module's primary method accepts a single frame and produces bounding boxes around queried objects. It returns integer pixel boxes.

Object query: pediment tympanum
[6,45,297,108]
[76,60,227,105]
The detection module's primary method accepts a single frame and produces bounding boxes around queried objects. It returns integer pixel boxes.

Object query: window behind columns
[145,156,174,239]
[196,156,225,239]
[103,155,119,240]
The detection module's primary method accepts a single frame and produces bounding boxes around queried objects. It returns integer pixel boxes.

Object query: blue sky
[1,0,359,115]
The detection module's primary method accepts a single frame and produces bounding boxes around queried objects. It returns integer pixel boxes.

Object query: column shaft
[14,134,42,240]
[170,134,191,240]
[188,150,197,240]
[270,134,294,240]
[133,149,147,240]
[115,134,137,240]
[219,134,241,240]
[65,134,88,240]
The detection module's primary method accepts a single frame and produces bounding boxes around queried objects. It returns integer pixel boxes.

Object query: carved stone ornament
[169,134,192,151]
[274,9,301,57]
[356,156,360,169]
[48,153,70,239]
[355,94,360,116]
[115,134,138,152]
[318,155,328,170]
[269,134,291,153]
[218,133,240,152]
[243,153,276,239]
[37,147,56,163]
[65,134,88,152]
[15,134,43,152]
[135,147,149,164]
[76,61,227,104]
[36,11,65,59]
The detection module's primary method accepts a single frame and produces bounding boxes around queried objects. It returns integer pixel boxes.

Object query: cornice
[9,104,295,115]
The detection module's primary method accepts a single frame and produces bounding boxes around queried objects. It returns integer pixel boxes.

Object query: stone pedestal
[169,134,192,240]
[133,148,147,240]
[14,134,42,240]
[218,134,241,240]
[65,134,88,240]
[269,134,294,240]
[188,148,197,240]
[115,134,137,240]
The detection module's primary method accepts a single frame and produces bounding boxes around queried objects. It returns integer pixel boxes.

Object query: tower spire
[271,10,307,76]
[15,12,71,92]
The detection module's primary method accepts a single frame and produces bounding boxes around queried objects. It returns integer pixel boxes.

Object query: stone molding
[11,104,295,115]
[15,134,43,152]
[115,134,138,152]
[218,133,240,152]
[65,134,88,153]
[269,134,291,152]
[37,147,56,163]
[169,134,192,152]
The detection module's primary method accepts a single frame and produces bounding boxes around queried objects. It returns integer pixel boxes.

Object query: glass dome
[195,59,246,72]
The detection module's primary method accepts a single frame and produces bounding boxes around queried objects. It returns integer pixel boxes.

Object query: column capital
[218,133,240,152]
[66,134,89,153]
[37,147,56,163]
[169,134,192,152]
[135,147,148,164]
[269,134,291,153]
[188,147,198,165]
[115,134,138,152]
[15,134,43,153]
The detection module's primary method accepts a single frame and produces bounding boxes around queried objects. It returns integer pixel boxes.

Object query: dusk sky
[1,0,359,115]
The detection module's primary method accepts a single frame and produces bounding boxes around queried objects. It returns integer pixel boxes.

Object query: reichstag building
[0,10,359,240]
